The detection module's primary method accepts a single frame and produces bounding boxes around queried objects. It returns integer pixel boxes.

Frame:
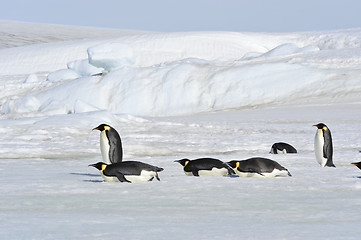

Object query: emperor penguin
[226,157,292,177]
[270,142,297,154]
[174,158,235,176]
[89,161,164,183]
[313,123,335,167]
[93,124,123,164]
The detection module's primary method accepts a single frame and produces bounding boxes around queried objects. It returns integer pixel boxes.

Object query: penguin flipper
[323,131,333,160]
[228,167,236,175]
[323,143,335,167]
[325,160,336,167]
[106,129,123,163]
[246,168,264,176]
[115,173,131,183]
[192,170,200,177]
[108,143,120,164]
[237,164,265,176]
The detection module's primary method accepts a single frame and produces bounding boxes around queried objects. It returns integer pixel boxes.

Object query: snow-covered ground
[0,20,361,239]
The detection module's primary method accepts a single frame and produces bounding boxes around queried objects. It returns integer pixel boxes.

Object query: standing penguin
[93,124,123,164]
[313,123,335,167]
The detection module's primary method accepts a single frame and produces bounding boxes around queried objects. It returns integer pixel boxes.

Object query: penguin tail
[325,162,336,167]
[287,170,292,177]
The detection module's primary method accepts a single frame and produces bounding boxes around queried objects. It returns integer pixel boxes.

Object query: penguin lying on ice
[313,123,335,167]
[226,157,292,177]
[175,158,235,176]
[93,124,123,164]
[270,142,297,154]
[89,161,164,183]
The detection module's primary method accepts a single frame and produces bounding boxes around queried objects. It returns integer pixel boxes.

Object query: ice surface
[2,27,361,117]
[0,22,361,239]
[23,73,40,83]
[0,20,149,49]
[46,69,80,82]
[67,59,103,77]
[88,42,134,71]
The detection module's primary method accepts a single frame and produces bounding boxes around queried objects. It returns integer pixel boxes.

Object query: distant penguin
[313,123,335,167]
[270,142,297,154]
[89,161,164,183]
[351,162,361,170]
[226,157,292,177]
[93,124,123,164]
[174,158,235,176]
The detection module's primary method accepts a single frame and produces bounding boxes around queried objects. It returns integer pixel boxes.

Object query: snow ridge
[1,24,361,117]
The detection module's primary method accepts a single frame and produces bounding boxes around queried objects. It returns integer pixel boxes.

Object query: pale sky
[2,0,360,32]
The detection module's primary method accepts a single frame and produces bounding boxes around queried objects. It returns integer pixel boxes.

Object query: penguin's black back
[237,157,287,173]
[270,142,297,154]
[184,158,234,175]
[322,127,334,167]
[184,158,226,170]
[106,127,123,163]
[103,161,163,177]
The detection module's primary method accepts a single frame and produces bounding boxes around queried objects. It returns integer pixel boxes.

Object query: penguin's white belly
[197,167,229,176]
[277,149,287,154]
[100,131,111,164]
[235,168,288,178]
[184,171,193,176]
[100,172,119,182]
[263,169,289,177]
[314,130,327,167]
[124,170,157,182]
[100,170,156,182]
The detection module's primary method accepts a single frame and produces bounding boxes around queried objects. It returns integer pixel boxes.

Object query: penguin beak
[89,164,96,167]
[92,127,99,131]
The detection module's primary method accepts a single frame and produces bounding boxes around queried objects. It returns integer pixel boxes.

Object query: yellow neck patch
[184,161,189,166]
[236,162,240,168]
[104,126,110,131]
[101,164,107,170]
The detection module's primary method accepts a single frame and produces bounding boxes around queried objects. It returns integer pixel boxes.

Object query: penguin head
[93,124,111,132]
[226,160,239,168]
[313,123,327,130]
[89,162,108,170]
[351,162,361,170]
[174,159,190,166]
